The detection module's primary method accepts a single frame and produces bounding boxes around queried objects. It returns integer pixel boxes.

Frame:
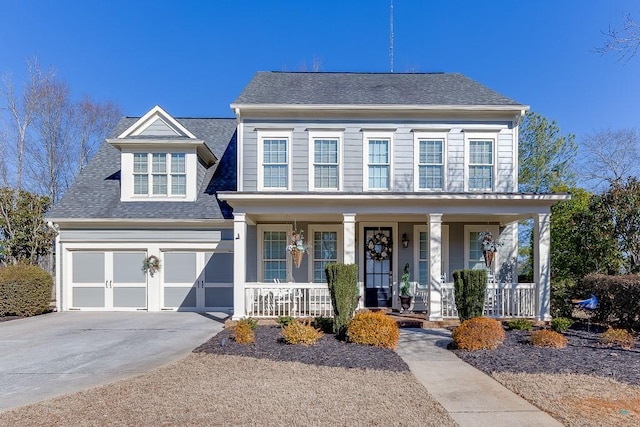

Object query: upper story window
[468,138,494,191]
[258,131,292,190]
[133,152,186,196]
[309,131,341,191]
[364,131,393,191]
[414,132,446,191]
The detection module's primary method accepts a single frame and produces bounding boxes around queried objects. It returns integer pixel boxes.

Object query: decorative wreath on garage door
[367,232,392,261]
[142,255,161,277]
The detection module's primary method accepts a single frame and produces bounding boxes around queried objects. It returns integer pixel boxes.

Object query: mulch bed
[0,315,21,323]
[453,324,640,386]
[194,325,410,372]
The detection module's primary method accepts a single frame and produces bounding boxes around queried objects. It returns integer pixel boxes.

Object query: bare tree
[597,13,640,61]
[579,128,640,192]
[76,96,121,173]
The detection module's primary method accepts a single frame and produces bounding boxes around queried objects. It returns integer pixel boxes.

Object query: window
[133,152,186,197]
[418,139,444,190]
[309,226,342,282]
[367,138,390,189]
[418,230,429,289]
[313,138,339,189]
[261,229,288,281]
[464,225,498,272]
[262,137,289,189]
[468,139,494,190]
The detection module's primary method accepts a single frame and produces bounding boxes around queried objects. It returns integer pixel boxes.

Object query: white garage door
[70,251,148,310]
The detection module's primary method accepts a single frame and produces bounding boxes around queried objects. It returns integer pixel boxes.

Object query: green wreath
[367,232,392,261]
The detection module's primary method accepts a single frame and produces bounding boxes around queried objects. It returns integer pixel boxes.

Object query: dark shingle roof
[49,118,237,220]
[233,72,523,106]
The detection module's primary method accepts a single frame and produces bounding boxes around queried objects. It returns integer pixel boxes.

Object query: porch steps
[388,312,460,329]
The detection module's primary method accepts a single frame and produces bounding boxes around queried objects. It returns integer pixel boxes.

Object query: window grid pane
[264,165,288,188]
[133,175,148,195]
[312,231,337,283]
[263,139,288,188]
[171,153,185,173]
[368,165,389,189]
[469,231,485,269]
[314,139,338,189]
[171,174,186,195]
[152,153,167,173]
[468,140,493,190]
[152,174,167,195]
[263,231,287,281]
[418,231,429,289]
[133,153,148,173]
[368,139,389,164]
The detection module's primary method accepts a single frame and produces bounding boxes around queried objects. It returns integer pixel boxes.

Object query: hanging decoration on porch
[479,231,500,268]
[367,231,392,261]
[287,229,309,268]
[142,255,161,277]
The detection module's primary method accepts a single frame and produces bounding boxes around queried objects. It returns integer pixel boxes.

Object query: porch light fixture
[402,233,409,249]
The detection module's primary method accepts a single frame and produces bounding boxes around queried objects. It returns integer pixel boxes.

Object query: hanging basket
[292,249,304,268]
[483,250,495,268]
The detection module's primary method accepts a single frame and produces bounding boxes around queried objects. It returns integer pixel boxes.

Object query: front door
[364,227,392,307]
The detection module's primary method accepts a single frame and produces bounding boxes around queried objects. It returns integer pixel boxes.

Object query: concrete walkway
[396,328,563,427]
[0,311,227,412]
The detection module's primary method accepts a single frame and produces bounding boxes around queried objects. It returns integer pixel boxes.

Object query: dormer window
[132,152,186,197]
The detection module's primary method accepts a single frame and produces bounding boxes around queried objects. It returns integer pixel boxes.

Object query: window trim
[463,225,499,274]
[413,131,447,191]
[257,224,292,282]
[464,132,496,192]
[125,150,192,200]
[257,130,292,191]
[363,131,394,191]
[308,225,343,282]
[308,131,342,191]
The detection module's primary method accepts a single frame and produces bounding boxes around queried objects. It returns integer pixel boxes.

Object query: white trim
[464,225,499,274]
[363,130,394,191]
[257,130,293,191]
[118,105,197,139]
[256,224,293,282]
[220,192,570,202]
[237,118,244,191]
[413,131,448,192]
[464,131,498,192]
[231,103,530,113]
[308,130,343,191]
[307,224,343,282]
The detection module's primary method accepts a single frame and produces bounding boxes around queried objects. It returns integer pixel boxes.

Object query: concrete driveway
[0,311,227,412]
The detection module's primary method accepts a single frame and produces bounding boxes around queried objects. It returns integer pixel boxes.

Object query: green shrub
[314,316,334,334]
[281,320,323,345]
[530,329,567,348]
[600,327,636,349]
[325,263,359,336]
[243,317,258,330]
[579,274,640,332]
[276,316,295,328]
[452,317,505,351]
[0,264,52,317]
[233,319,255,344]
[551,317,573,333]
[452,269,487,321]
[551,277,577,318]
[506,319,534,331]
[347,311,399,349]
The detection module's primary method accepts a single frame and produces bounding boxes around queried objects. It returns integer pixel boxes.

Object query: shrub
[233,319,255,344]
[452,269,487,321]
[244,317,258,330]
[600,327,636,349]
[276,316,295,328]
[530,329,568,348]
[551,277,577,318]
[0,264,52,317]
[579,274,640,332]
[325,263,359,336]
[281,319,323,345]
[506,319,534,331]
[452,317,505,351]
[551,317,573,333]
[314,316,334,334]
[347,311,400,349]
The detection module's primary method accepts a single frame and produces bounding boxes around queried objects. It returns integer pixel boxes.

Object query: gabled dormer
[108,106,216,202]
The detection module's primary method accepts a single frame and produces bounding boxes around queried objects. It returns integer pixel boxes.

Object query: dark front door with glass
[364,227,392,308]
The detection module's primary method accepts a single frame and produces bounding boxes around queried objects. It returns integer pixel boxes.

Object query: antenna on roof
[389,0,394,72]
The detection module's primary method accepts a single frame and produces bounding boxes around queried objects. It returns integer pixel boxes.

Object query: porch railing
[441,282,536,319]
[245,283,333,318]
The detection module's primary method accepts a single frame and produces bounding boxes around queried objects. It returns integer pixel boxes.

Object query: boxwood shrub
[0,264,52,317]
[579,274,640,332]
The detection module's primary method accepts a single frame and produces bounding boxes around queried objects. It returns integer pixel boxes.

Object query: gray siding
[241,119,516,193]
[60,229,229,243]
[139,118,179,136]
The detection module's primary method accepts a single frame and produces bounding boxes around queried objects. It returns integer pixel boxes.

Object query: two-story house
[48,72,568,321]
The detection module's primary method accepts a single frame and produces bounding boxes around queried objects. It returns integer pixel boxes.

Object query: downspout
[46,221,61,312]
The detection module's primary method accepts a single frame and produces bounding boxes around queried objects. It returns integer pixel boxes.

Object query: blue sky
[1,0,638,141]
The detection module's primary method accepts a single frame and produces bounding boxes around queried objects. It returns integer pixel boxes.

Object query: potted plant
[399,262,412,313]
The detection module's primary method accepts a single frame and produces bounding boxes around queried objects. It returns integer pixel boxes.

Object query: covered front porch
[220,192,568,321]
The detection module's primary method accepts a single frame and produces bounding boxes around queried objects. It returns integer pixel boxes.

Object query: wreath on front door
[367,232,392,261]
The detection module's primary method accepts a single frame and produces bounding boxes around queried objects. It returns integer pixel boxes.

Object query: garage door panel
[113,252,146,283]
[204,287,233,307]
[72,287,105,307]
[204,252,233,283]
[164,253,197,283]
[73,252,105,283]
[164,287,197,308]
[113,287,147,308]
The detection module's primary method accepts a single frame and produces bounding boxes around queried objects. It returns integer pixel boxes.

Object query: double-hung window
[309,225,342,283]
[133,152,186,196]
[258,225,290,282]
[468,139,494,190]
[260,132,290,190]
[417,138,444,190]
[364,132,392,190]
[312,138,339,190]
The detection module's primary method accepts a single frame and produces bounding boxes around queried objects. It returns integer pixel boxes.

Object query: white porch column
[232,213,248,320]
[428,213,443,321]
[533,212,552,321]
[343,213,356,264]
